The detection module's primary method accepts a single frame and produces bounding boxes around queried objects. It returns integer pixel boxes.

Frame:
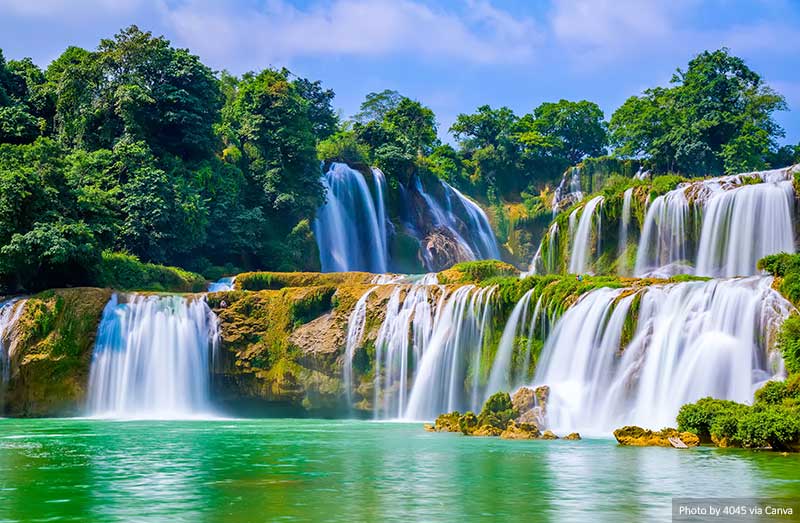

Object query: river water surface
[0,418,798,522]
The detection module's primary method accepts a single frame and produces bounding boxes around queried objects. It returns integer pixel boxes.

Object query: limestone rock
[541,430,559,440]
[434,411,462,432]
[472,424,503,437]
[511,387,535,415]
[500,420,541,440]
[613,426,700,447]
[564,432,581,440]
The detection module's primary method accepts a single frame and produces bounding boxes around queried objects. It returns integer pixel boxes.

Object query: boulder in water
[613,426,700,447]
[459,411,479,435]
[500,420,541,440]
[564,432,581,440]
[541,430,559,440]
[472,424,504,437]
[434,411,462,432]
[512,387,535,415]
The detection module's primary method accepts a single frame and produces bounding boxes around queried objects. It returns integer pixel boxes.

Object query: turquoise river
[1,418,799,522]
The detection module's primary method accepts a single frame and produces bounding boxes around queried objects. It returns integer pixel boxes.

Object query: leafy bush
[736,406,800,451]
[649,175,685,198]
[755,381,789,405]
[777,315,800,375]
[676,397,745,442]
[93,251,206,292]
[758,253,800,304]
[317,131,370,165]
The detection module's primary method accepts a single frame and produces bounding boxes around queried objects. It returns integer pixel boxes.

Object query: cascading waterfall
[634,188,693,277]
[485,289,538,395]
[617,188,633,274]
[532,277,792,434]
[208,276,235,292]
[0,298,26,387]
[634,166,797,277]
[695,177,795,277]
[440,182,501,260]
[314,162,389,273]
[414,178,500,264]
[568,196,604,274]
[342,279,498,420]
[87,294,220,418]
[552,166,583,213]
[404,285,496,420]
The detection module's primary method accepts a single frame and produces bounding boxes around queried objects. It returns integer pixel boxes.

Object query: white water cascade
[569,196,604,274]
[208,276,235,292]
[635,166,797,278]
[314,162,389,273]
[617,188,633,274]
[404,285,496,420]
[485,289,539,395]
[0,298,26,387]
[342,279,498,420]
[552,166,583,213]
[532,277,792,434]
[87,294,220,418]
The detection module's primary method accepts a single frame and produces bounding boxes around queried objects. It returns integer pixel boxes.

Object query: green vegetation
[1,28,797,291]
[437,260,519,284]
[93,251,205,292]
[610,48,790,175]
[677,377,800,451]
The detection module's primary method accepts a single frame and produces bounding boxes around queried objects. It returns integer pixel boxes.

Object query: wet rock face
[613,426,700,447]
[500,420,541,440]
[423,229,474,272]
[434,411,462,432]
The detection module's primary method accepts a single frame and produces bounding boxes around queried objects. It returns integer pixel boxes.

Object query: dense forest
[0,25,798,291]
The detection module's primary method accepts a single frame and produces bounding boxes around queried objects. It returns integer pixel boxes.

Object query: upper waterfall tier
[529,164,798,277]
[314,162,499,273]
[87,294,220,419]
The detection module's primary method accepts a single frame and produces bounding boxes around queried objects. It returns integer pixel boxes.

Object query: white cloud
[161,0,541,69]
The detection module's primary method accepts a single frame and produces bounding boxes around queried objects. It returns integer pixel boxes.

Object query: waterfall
[569,196,604,274]
[414,177,500,265]
[208,276,235,292]
[532,277,792,434]
[485,289,537,394]
[440,181,501,260]
[634,166,797,278]
[343,287,376,407]
[0,298,26,387]
[634,188,693,277]
[618,188,633,274]
[552,166,583,213]
[695,178,795,277]
[314,162,389,273]
[373,283,441,419]
[404,285,496,420]
[87,294,220,418]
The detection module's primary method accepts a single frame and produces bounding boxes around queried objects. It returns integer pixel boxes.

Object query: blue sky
[1,0,798,145]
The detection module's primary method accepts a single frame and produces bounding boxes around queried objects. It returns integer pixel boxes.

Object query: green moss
[438,260,519,284]
[6,287,112,416]
[236,271,375,291]
[777,315,800,374]
[93,251,206,292]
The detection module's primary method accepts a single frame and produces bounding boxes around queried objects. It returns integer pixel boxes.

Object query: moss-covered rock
[3,287,112,416]
[541,430,559,440]
[564,432,581,440]
[500,420,540,440]
[438,260,520,284]
[434,411,462,432]
[613,426,700,447]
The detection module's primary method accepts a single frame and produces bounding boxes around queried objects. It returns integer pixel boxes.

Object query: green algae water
[1,418,799,523]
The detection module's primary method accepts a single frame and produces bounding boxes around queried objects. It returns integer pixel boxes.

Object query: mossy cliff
[2,287,111,416]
